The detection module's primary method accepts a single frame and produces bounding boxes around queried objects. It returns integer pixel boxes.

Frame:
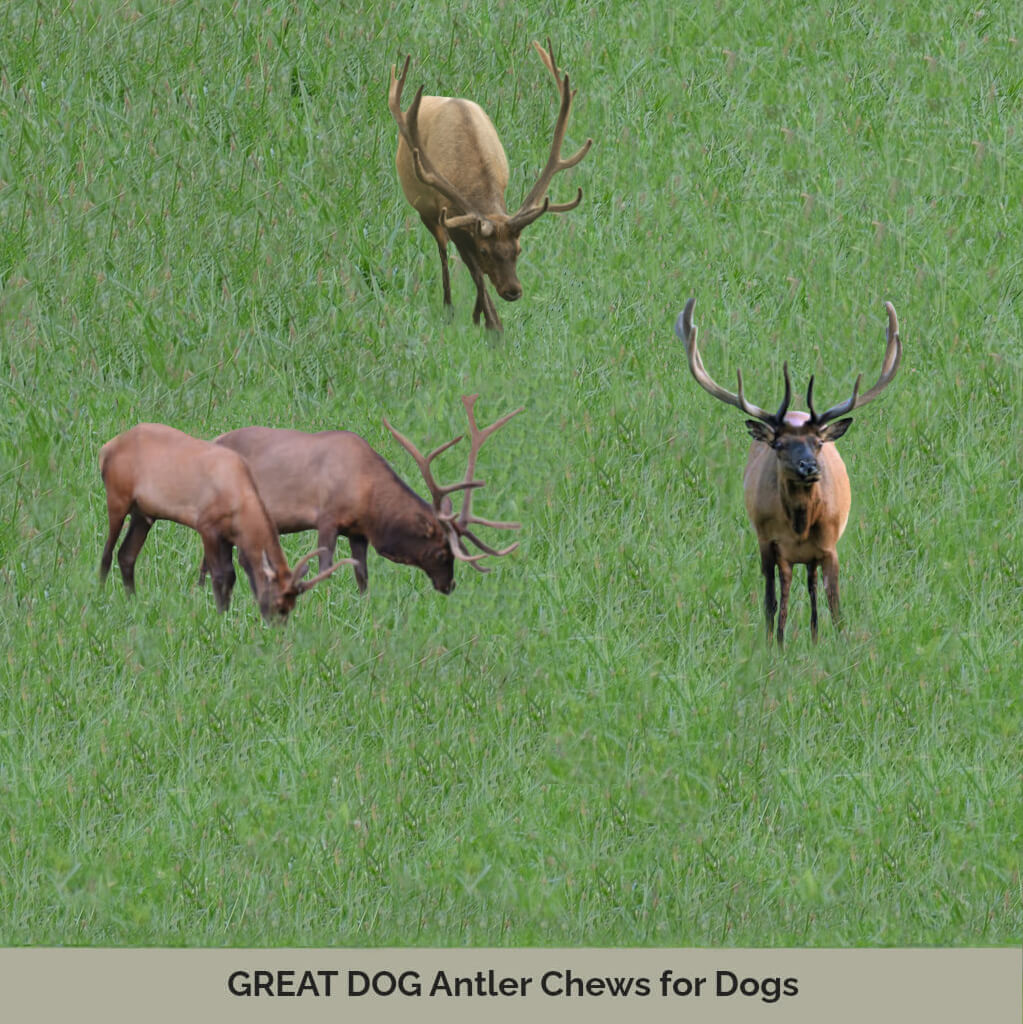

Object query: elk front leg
[117,512,153,594]
[776,558,793,646]
[348,534,369,593]
[821,551,842,632]
[202,536,236,613]
[807,560,820,643]
[452,235,502,330]
[759,541,778,643]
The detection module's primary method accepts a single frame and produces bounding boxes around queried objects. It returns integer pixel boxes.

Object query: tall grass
[0,1,1019,945]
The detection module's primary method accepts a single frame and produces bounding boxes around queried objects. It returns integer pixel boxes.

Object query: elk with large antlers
[389,39,592,330]
[676,298,902,644]
[99,423,351,623]
[205,395,523,594]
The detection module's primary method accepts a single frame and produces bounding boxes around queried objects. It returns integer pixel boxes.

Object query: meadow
[0,0,1020,946]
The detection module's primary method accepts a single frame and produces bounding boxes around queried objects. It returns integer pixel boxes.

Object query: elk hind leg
[100,508,128,584]
[116,513,153,594]
[421,215,452,309]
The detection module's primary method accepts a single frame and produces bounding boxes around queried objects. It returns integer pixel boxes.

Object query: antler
[675,297,792,426]
[382,416,480,511]
[809,301,902,425]
[437,394,524,573]
[389,55,481,219]
[290,548,358,593]
[508,39,593,231]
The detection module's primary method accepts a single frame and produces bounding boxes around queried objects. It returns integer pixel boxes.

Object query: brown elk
[99,423,351,623]
[205,394,523,595]
[389,39,592,330]
[676,298,902,644]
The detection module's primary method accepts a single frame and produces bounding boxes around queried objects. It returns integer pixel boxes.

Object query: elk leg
[821,551,842,631]
[348,534,369,593]
[776,559,793,646]
[100,510,127,584]
[425,219,453,308]
[452,235,502,331]
[759,542,778,643]
[202,536,236,613]
[807,560,819,643]
[316,523,339,575]
[116,513,152,594]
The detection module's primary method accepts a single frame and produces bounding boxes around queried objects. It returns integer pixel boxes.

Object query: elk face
[256,572,300,625]
[746,417,853,486]
[470,220,523,302]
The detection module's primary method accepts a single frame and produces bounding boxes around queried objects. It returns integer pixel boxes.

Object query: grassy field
[1,1,1020,947]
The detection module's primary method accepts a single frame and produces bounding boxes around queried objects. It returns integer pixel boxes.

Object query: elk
[389,39,592,330]
[676,297,902,644]
[204,394,524,595]
[99,423,351,623]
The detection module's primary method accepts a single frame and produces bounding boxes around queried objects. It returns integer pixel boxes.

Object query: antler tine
[388,56,480,218]
[676,298,779,424]
[814,300,902,425]
[509,40,593,227]
[383,416,479,511]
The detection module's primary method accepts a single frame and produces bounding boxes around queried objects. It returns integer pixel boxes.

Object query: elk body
[207,394,523,595]
[676,298,902,644]
[389,40,591,330]
[99,423,350,624]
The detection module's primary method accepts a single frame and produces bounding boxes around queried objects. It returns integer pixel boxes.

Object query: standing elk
[204,394,523,595]
[99,423,351,624]
[676,298,902,644]
[389,39,592,330]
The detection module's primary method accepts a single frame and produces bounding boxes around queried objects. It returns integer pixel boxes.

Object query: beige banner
[0,947,1019,1022]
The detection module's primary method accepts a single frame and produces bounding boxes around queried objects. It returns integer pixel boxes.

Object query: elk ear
[746,420,775,444]
[261,550,276,582]
[820,417,853,443]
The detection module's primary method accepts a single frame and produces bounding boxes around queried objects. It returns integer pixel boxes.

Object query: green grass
[1,0,1020,946]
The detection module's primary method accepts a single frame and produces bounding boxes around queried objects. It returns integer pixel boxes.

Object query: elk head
[257,548,353,624]
[383,394,524,592]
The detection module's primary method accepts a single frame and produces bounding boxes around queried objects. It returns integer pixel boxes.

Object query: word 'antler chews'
[384,395,524,572]
[676,296,902,645]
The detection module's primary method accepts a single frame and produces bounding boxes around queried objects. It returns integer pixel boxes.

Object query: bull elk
[389,39,592,330]
[676,298,902,644]
[206,394,523,595]
[99,423,351,623]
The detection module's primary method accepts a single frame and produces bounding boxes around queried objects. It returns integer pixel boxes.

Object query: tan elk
[676,298,902,644]
[389,39,592,330]
[203,394,523,595]
[99,423,351,623]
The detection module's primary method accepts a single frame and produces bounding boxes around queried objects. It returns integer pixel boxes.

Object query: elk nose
[798,459,819,479]
[500,284,522,302]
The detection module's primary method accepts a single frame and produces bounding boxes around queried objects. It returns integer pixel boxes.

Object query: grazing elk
[389,39,592,330]
[205,394,523,595]
[99,423,351,624]
[676,298,902,644]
